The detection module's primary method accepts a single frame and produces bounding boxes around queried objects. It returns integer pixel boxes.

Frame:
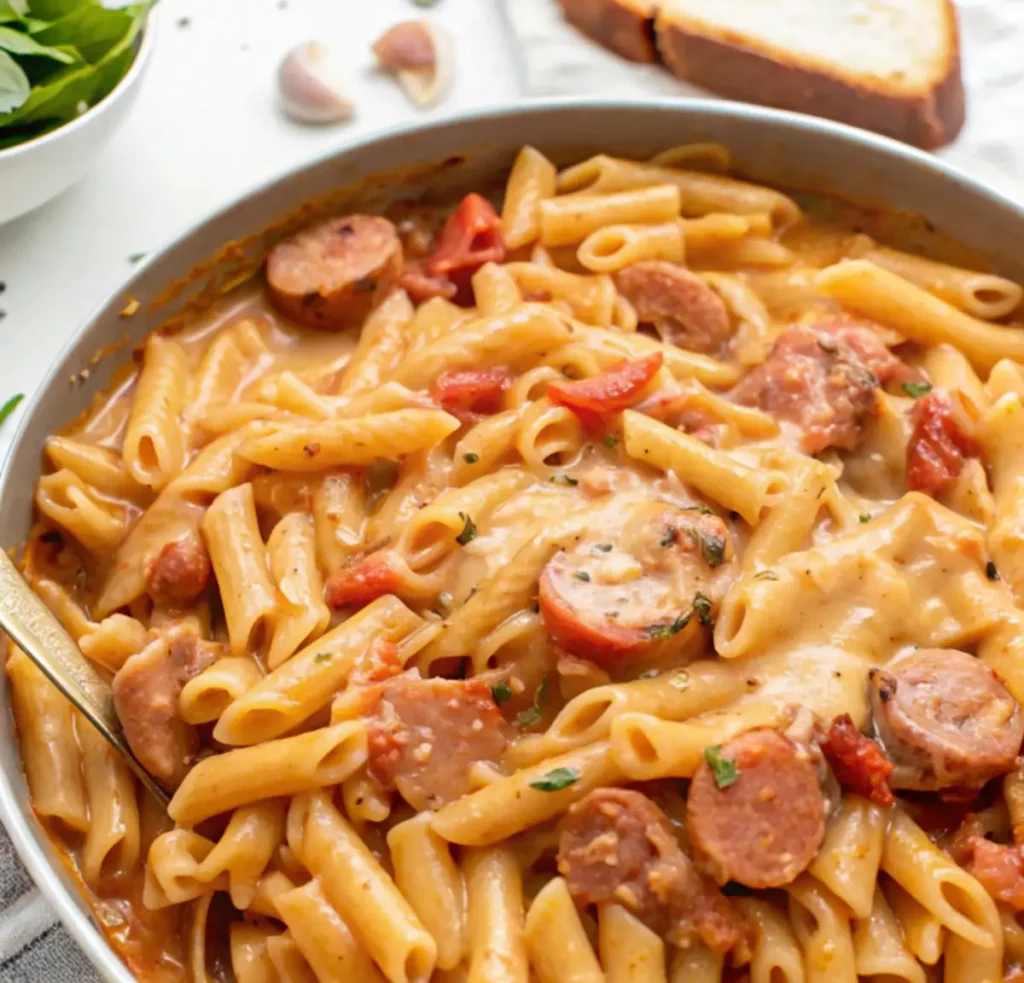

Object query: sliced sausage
[363,674,513,810]
[951,832,1024,911]
[539,504,732,668]
[146,531,211,608]
[822,315,919,388]
[111,626,218,788]
[266,214,403,331]
[732,321,883,454]
[686,728,826,889]
[906,389,980,496]
[819,713,894,807]
[557,788,744,952]
[614,261,731,356]
[869,648,1023,790]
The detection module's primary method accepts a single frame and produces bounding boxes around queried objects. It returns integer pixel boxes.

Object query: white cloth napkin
[502,0,1024,202]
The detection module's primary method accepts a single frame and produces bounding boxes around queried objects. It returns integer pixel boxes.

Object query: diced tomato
[349,639,403,686]
[538,564,648,665]
[548,355,663,427]
[399,265,457,303]
[325,552,400,608]
[425,193,505,284]
[955,835,1024,910]
[819,714,895,807]
[906,389,980,496]
[431,366,513,423]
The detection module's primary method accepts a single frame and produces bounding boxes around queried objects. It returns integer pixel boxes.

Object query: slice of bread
[655,0,965,149]
[555,0,660,63]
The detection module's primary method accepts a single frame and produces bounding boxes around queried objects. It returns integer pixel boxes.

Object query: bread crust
[655,4,965,150]
[556,0,659,64]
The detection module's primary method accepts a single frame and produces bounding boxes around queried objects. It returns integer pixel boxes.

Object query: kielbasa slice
[111,626,218,788]
[614,261,731,356]
[266,214,403,331]
[363,674,513,810]
[539,504,732,668]
[686,728,826,889]
[869,648,1023,790]
[146,531,211,608]
[733,320,894,454]
[557,788,744,953]
[906,389,979,496]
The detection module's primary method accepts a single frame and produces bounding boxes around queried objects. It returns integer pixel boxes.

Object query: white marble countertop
[0,0,522,454]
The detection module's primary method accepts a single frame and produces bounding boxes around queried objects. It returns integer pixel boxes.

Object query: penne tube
[501,145,558,250]
[464,845,529,983]
[539,184,681,246]
[523,877,603,983]
[598,904,666,983]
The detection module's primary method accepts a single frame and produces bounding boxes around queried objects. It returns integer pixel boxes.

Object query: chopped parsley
[456,512,477,545]
[902,381,933,399]
[644,613,691,639]
[987,560,1000,581]
[682,504,713,515]
[529,767,580,792]
[660,527,678,547]
[463,452,480,464]
[491,680,512,705]
[516,679,548,728]
[859,513,872,523]
[603,434,619,448]
[572,570,591,582]
[594,543,613,553]
[696,532,726,567]
[704,745,738,789]
[0,393,23,427]
[754,570,778,581]
[313,652,332,664]
[693,592,714,627]
[549,472,579,486]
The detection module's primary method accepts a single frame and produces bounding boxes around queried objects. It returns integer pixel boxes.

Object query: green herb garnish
[0,392,23,427]
[902,381,933,399]
[704,745,738,789]
[594,543,613,553]
[644,612,691,639]
[491,680,512,705]
[660,527,677,547]
[529,766,579,792]
[859,513,871,523]
[572,570,590,582]
[682,504,713,515]
[456,512,477,545]
[549,472,578,486]
[516,679,548,727]
[693,592,714,627]
[696,532,726,567]
[603,434,618,448]
[313,652,331,664]
[463,452,479,464]
[754,570,778,581]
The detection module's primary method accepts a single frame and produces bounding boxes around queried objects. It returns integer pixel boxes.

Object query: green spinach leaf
[0,24,75,61]
[0,48,29,112]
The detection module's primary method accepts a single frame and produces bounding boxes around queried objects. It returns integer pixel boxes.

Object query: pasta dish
[10,142,1024,983]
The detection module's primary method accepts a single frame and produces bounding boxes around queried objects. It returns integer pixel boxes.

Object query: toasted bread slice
[556,0,660,63]
[655,0,964,149]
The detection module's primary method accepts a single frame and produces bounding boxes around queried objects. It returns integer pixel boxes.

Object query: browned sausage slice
[557,787,745,953]
[364,674,513,811]
[869,648,1024,790]
[146,531,211,608]
[539,504,733,669]
[732,320,883,454]
[614,261,731,356]
[686,728,826,889]
[266,215,403,331]
[111,626,219,788]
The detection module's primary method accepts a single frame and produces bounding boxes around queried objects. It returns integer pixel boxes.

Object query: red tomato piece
[425,193,505,281]
[906,389,980,496]
[956,835,1024,910]
[431,366,513,422]
[819,713,895,807]
[548,354,663,424]
[325,552,400,608]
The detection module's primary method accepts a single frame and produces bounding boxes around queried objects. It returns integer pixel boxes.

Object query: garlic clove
[373,21,453,109]
[278,41,354,124]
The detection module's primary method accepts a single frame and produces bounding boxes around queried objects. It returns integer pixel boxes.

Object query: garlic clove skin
[373,21,453,109]
[278,41,354,124]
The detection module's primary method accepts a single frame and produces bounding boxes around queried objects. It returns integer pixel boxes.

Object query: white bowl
[0,10,157,226]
